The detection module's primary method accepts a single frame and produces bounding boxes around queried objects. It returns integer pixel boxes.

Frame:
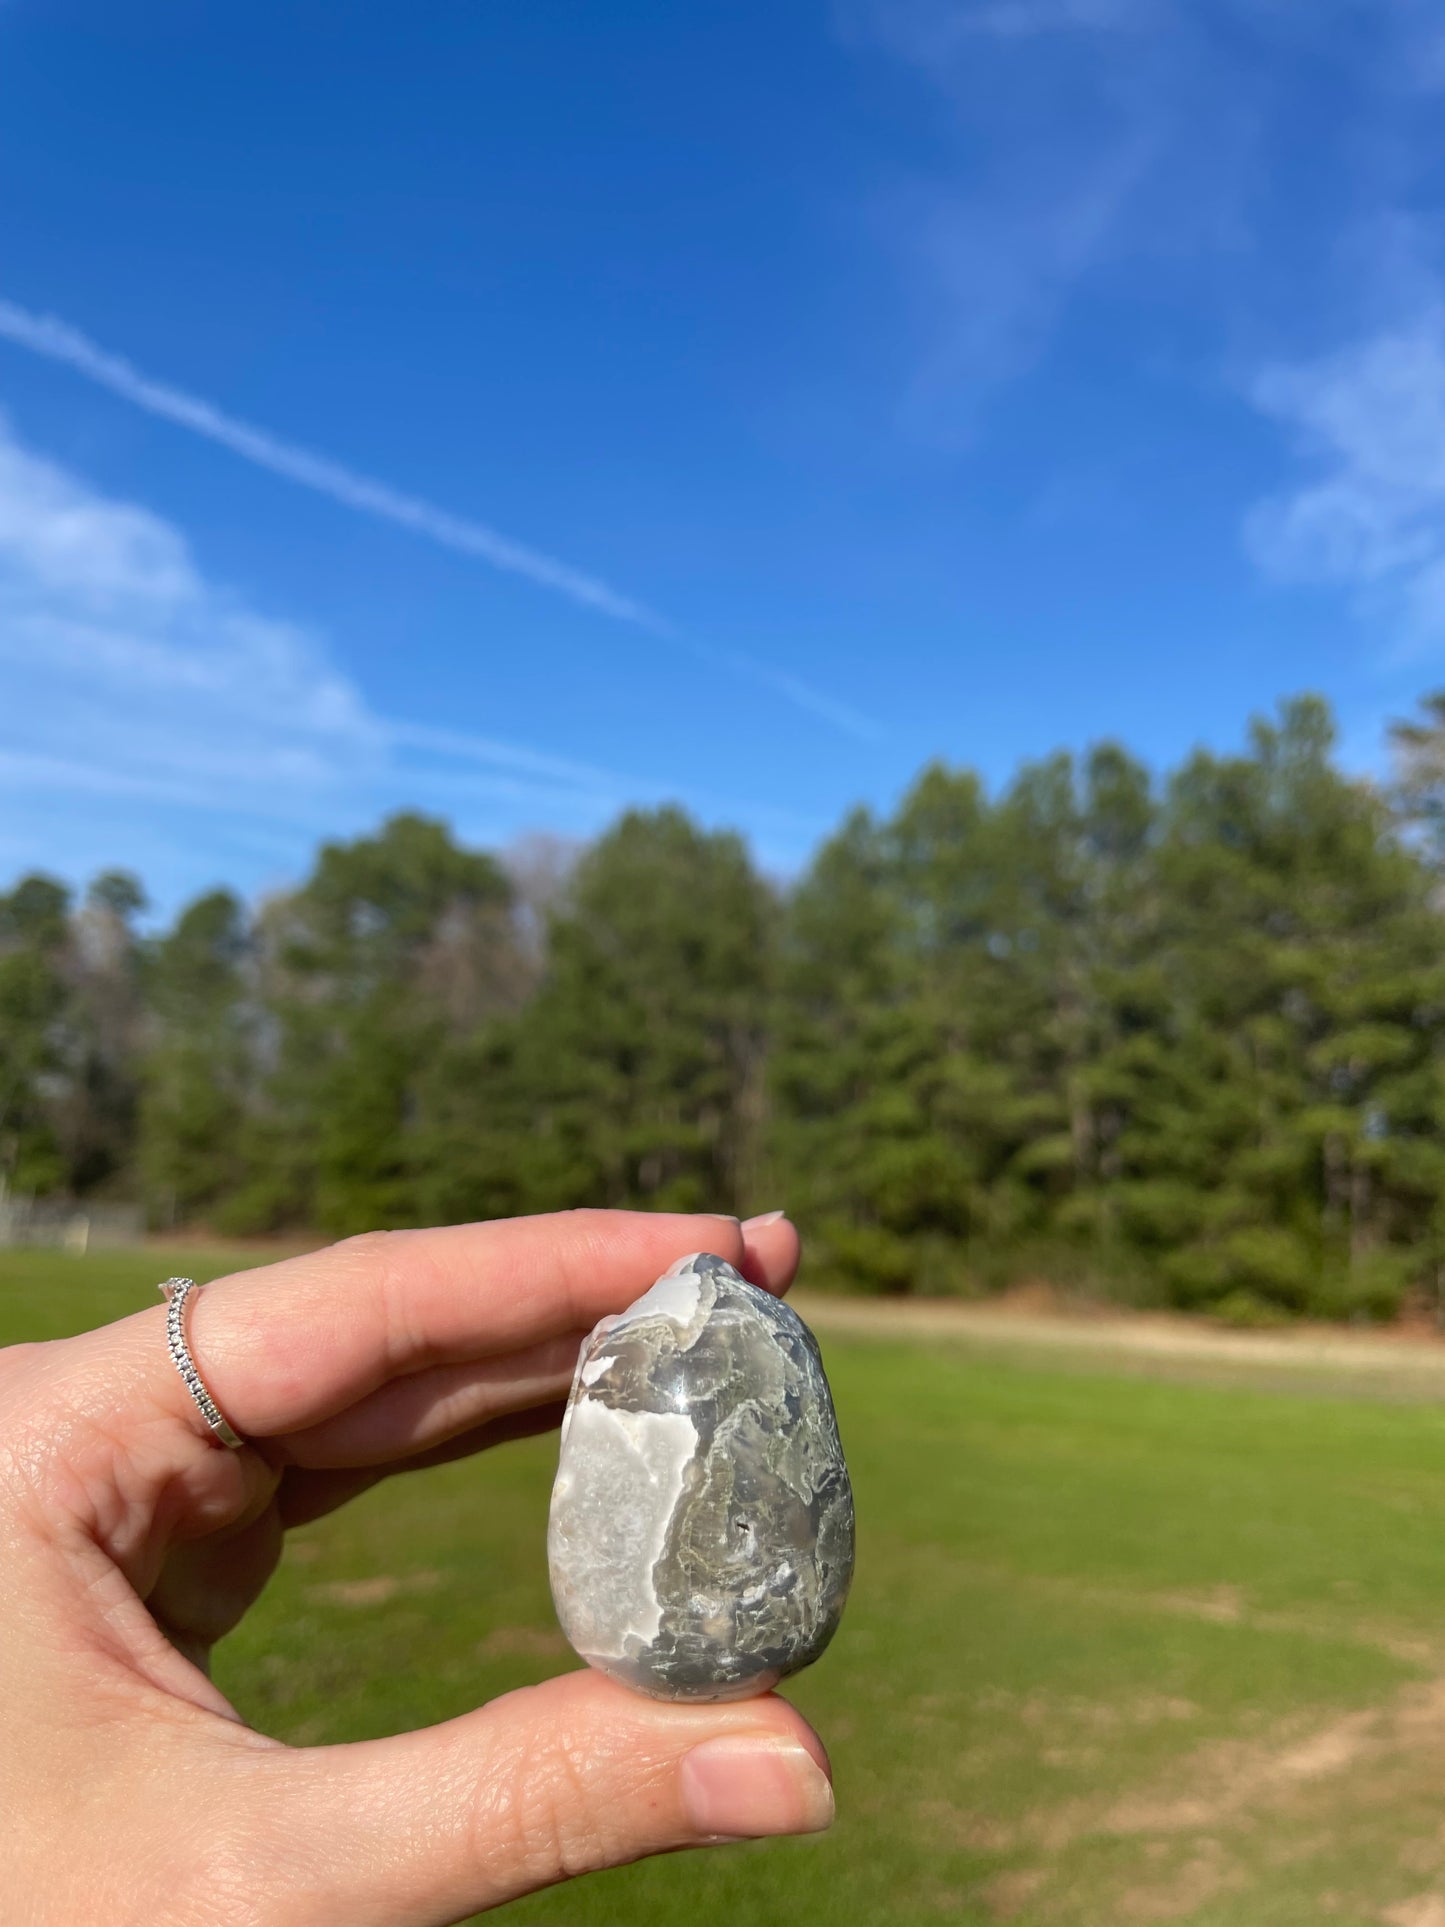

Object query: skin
[0,1210,834,1927]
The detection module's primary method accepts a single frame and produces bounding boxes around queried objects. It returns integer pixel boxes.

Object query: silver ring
[158,1278,244,1449]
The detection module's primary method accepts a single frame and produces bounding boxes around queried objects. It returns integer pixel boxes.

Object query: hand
[0,1211,834,1927]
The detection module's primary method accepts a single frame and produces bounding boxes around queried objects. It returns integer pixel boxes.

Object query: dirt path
[791,1289,1445,1393]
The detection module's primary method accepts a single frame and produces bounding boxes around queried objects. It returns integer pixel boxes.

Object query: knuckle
[329,1227,396,1263]
[527,1742,601,1883]
[473,1723,615,1891]
[327,1229,428,1370]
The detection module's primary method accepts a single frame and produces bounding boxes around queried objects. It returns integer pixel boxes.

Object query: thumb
[237,1669,834,1927]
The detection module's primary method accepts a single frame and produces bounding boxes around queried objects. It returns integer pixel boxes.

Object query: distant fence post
[0,1198,141,1251]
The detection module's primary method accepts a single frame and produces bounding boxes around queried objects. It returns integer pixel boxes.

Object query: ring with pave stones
[158,1277,244,1449]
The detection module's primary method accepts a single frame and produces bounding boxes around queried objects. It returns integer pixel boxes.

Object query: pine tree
[0,875,72,1197]
[139,889,253,1228]
[54,871,149,1198]
[488,808,773,1216]
[7,689,1443,1323]
[238,813,517,1234]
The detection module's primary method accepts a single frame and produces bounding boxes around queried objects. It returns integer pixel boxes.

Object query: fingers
[80,1209,801,1450]
[737,1209,800,1294]
[148,1501,284,1651]
[245,1669,833,1927]
[276,1403,567,1527]
[277,1334,582,1469]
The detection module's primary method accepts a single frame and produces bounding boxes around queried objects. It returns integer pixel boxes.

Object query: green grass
[9,1247,1445,1924]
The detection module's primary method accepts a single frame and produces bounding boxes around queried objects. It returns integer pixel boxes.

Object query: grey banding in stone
[547,1251,855,1702]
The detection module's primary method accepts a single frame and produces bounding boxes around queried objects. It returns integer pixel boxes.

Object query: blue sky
[4,0,1445,912]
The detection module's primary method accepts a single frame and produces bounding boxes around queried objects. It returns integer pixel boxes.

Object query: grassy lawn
[9,1247,1445,1924]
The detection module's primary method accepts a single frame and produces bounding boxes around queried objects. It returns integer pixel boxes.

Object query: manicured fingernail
[681,1736,835,1838]
[741,1210,787,1232]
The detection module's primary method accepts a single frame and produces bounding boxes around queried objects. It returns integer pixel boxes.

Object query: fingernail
[741,1209,787,1232]
[681,1736,835,1839]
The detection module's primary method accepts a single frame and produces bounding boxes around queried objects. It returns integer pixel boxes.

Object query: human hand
[0,1211,834,1927]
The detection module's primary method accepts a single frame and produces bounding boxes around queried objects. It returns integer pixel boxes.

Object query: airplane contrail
[0,297,878,739]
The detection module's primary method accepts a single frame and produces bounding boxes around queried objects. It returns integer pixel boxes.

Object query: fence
[0,1195,145,1251]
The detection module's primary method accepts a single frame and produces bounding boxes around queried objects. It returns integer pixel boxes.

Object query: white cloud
[0,421,370,775]
[1245,307,1445,650]
[0,417,828,906]
[892,137,1153,424]
[0,297,876,741]
[853,0,1445,66]
[0,449,197,607]
[841,1,1445,433]
[0,299,658,627]
[838,0,1252,435]
[0,415,654,895]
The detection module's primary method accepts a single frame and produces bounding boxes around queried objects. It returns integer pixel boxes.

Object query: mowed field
[10,1251,1445,1924]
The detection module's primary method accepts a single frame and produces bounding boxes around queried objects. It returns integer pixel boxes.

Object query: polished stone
[548,1251,855,1701]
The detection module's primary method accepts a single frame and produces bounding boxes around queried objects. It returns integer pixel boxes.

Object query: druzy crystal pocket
[547,1251,855,1701]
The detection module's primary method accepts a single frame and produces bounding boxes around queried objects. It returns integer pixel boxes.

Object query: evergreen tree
[0,875,72,1197]
[488,808,773,1216]
[1118,699,1442,1317]
[7,690,1445,1322]
[241,813,517,1234]
[54,871,149,1198]
[139,889,253,1227]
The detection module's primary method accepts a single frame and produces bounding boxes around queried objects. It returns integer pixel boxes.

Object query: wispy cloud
[838,1,1242,435]
[0,413,836,900]
[0,413,622,816]
[840,2,1445,433]
[0,298,657,625]
[1245,301,1445,652]
[0,297,877,741]
[0,413,829,905]
[892,136,1154,426]
[851,0,1154,52]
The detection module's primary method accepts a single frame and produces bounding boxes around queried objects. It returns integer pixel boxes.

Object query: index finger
[82,1210,800,1445]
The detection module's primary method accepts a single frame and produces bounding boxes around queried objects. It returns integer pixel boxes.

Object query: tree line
[9,693,1445,1321]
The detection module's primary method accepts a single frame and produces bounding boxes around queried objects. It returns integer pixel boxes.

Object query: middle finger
[275,1331,585,1470]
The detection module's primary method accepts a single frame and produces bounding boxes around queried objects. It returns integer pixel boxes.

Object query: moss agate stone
[547,1251,854,1702]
